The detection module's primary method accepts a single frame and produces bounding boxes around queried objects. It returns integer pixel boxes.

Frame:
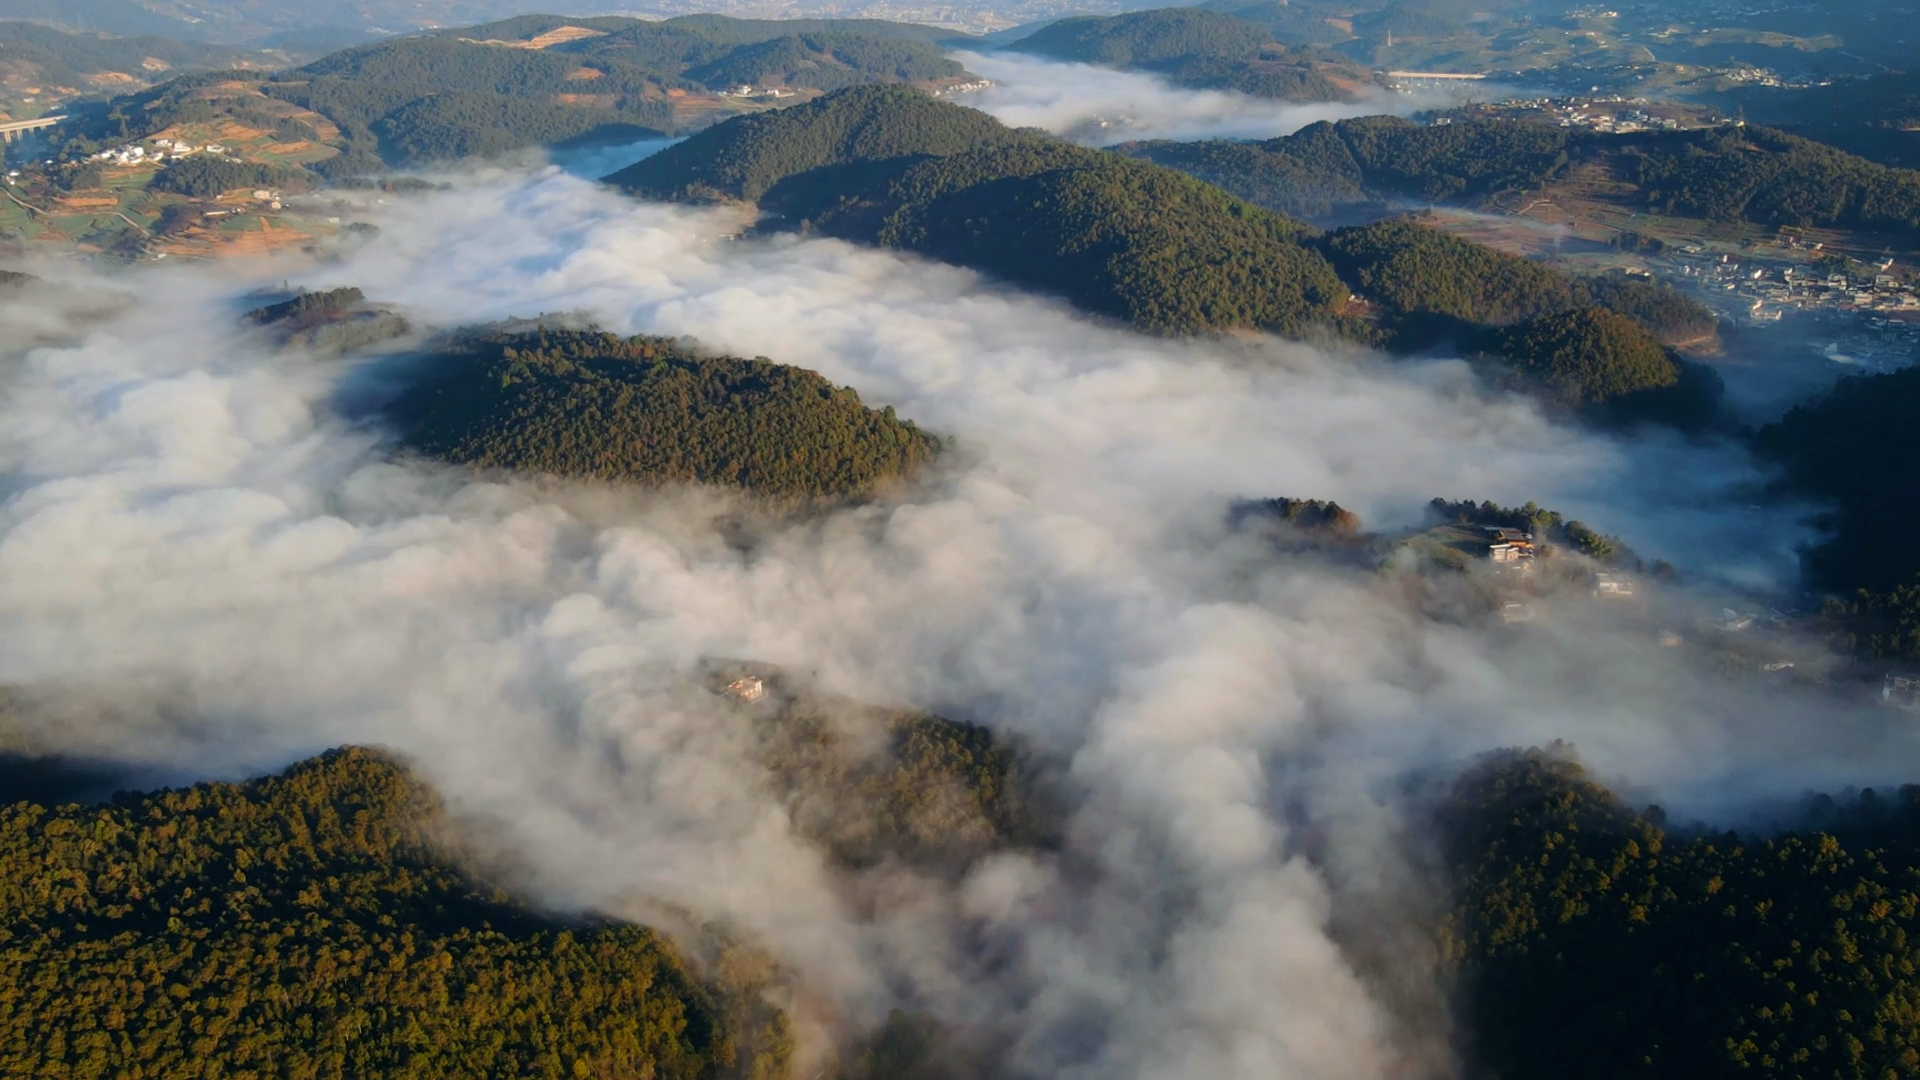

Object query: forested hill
[1323,215,1716,345]
[610,86,1350,337]
[1322,217,1720,423]
[0,22,275,104]
[0,675,1052,1077]
[273,16,964,168]
[0,747,750,1079]
[389,328,939,498]
[1121,116,1920,241]
[1443,748,1920,1080]
[59,14,972,174]
[607,85,1018,203]
[611,90,1720,423]
[1006,7,1369,103]
[1757,364,1920,597]
[1737,68,1920,170]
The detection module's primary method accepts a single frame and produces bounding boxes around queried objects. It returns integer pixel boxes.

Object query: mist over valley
[3,4,1920,1077]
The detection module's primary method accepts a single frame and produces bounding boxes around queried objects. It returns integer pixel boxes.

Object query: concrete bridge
[0,115,67,143]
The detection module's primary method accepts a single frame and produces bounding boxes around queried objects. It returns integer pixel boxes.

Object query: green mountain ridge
[388,327,939,499]
[1757,365,1920,598]
[0,20,279,107]
[0,657,1058,1079]
[51,15,973,175]
[6,734,1915,1080]
[611,88,1717,422]
[609,86,1351,338]
[0,746,744,1080]
[1121,115,1920,242]
[1006,7,1370,104]
[608,84,1013,204]
[1447,747,1920,1080]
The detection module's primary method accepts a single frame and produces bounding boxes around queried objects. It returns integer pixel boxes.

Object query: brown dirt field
[86,72,139,86]
[157,217,310,258]
[463,25,608,49]
[525,26,607,48]
[190,81,252,100]
[567,67,606,81]
[672,97,730,118]
[262,140,340,163]
[141,57,172,72]
[53,195,120,210]
[211,119,272,142]
[553,93,617,107]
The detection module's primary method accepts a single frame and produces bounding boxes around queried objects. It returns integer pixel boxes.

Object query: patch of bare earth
[462,25,609,49]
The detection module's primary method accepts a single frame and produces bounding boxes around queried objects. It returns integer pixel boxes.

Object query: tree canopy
[1756,365,1920,593]
[1124,116,1920,242]
[57,15,973,176]
[618,87,1349,336]
[244,286,364,326]
[1484,307,1683,412]
[389,328,939,498]
[1444,747,1920,1080]
[1322,217,1716,350]
[606,84,1016,202]
[0,747,741,1080]
[1008,7,1363,103]
[1011,8,1274,67]
[264,17,964,168]
[1325,216,1586,328]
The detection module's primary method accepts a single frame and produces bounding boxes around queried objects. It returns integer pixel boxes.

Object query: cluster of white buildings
[1678,254,1920,326]
[932,79,993,97]
[88,138,229,166]
[1453,96,1698,132]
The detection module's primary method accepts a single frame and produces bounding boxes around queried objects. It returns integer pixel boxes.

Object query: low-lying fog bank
[0,165,1902,1079]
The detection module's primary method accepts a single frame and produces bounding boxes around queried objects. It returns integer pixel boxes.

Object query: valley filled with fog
[4,22,1920,1080]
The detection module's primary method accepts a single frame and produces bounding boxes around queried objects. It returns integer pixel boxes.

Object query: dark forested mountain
[0,747,746,1080]
[1010,8,1274,67]
[809,142,1346,335]
[608,84,1015,203]
[1325,216,1585,329]
[1737,69,1920,171]
[390,328,939,498]
[1483,307,1686,415]
[1323,216,1716,345]
[243,285,411,355]
[269,16,963,168]
[1122,116,1920,242]
[0,22,276,108]
[1114,135,1367,219]
[54,14,970,175]
[0,656,1058,1078]
[1757,365,1920,596]
[612,86,1349,337]
[612,88,1722,409]
[1119,114,1575,221]
[0,0,212,42]
[1198,0,1355,47]
[1317,217,1717,422]
[1444,748,1920,1080]
[1005,7,1369,103]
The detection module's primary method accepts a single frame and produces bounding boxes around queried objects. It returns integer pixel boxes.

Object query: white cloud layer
[0,168,1909,1078]
[955,49,1432,144]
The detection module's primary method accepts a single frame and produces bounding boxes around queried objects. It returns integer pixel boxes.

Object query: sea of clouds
[0,60,1908,1080]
